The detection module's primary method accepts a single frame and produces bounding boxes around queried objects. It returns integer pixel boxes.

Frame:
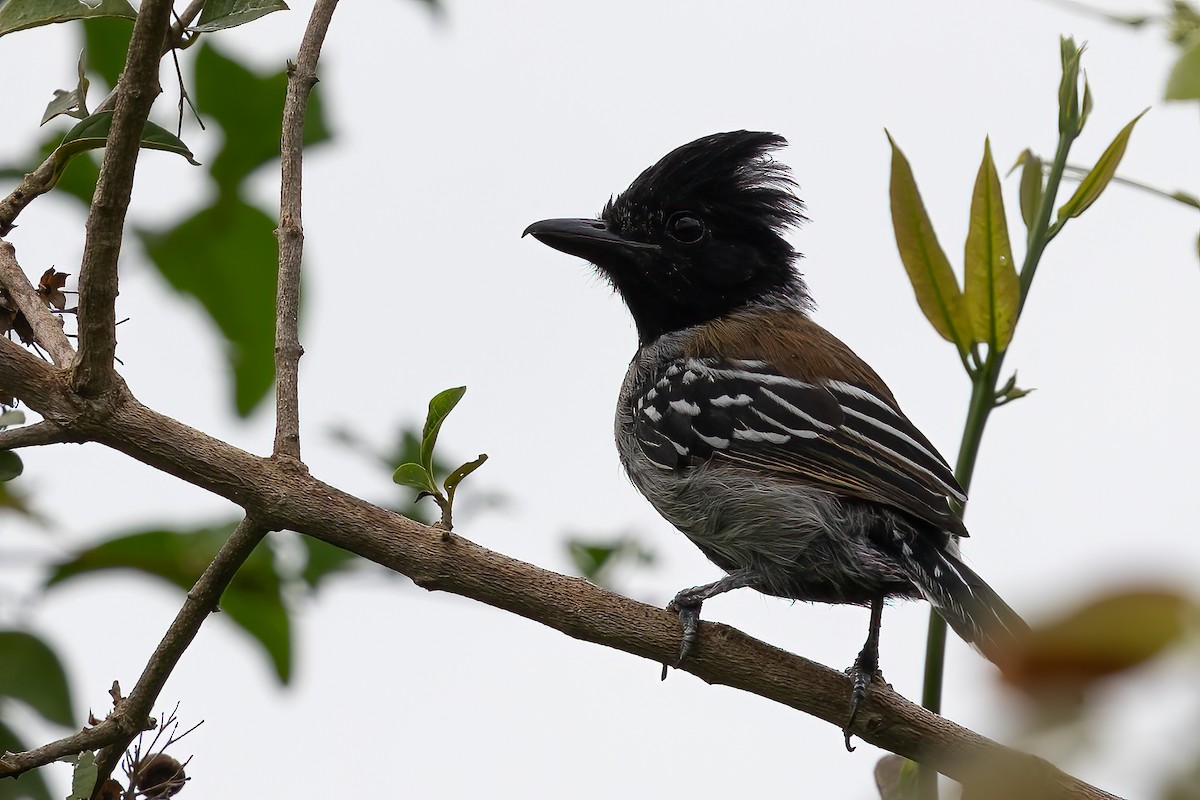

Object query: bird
[523,130,1027,746]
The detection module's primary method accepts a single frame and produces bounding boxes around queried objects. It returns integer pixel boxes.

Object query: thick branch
[273,0,340,459]
[0,2,206,237]
[0,351,1118,799]
[71,0,175,397]
[0,241,75,366]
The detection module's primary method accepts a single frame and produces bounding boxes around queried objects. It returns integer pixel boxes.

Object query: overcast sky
[3,1,1200,797]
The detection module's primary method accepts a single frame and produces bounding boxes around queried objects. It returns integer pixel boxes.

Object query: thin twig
[71,0,175,398]
[88,517,269,794]
[0,242,74,366]
[0,420,72,449]
[273,0,340,460]
[0,0,207,236]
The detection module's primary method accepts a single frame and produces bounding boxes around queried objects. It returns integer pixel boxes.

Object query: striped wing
[632,356,967,535]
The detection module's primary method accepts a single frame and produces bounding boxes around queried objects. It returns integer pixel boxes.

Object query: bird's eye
[667,212,705,244]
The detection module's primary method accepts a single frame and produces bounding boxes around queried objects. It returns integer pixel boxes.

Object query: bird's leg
[662,570,758,679]
[845,597,885,751]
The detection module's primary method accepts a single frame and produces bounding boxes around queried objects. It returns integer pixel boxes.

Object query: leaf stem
[917,100,1077,800]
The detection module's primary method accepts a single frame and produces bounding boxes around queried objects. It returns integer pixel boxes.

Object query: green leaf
[191,0,288,32]
[81,17,133,90]
[420,387,466,475]
[41,50,90,125]
[67,751,97,800]
[964,138,1019,352]
[194,42,331,193]
[1057,109,1149,222]
[137,196,278,416]
[47,524,292,682]
[0,720,52,800]
[1166,30,1200,100]
[55,110,199,167]
[0,450,23,481]
[885,132,971,354]
[392,462,437,495]
[0,630,74,726]
[1015,149,1044,232]
[0,0,135,38]
[46,111,199,192]
[443,454,487,507]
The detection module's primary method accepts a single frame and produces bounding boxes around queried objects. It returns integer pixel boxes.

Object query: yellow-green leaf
[886,132,970,354]
[1014,149,1044,232]
[964,138,1019,351]
[1057,109,1149,222]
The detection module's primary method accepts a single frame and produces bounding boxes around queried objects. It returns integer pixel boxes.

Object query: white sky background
[2,0,1200,797]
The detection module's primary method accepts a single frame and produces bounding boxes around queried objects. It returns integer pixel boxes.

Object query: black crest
[604,130,806,277]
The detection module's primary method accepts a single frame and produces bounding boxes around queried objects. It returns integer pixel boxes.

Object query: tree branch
[89,517,269,792]
[0,349,1119,799]
[0,241,75,366]
[273,0,340,460]
[0,420,73,449]
[0,1,207,237]
[71,0,175,398]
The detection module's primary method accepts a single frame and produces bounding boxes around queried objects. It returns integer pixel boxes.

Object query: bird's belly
[625,456,915,604]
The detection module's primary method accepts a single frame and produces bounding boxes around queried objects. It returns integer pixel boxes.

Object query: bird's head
[524,130,809,344]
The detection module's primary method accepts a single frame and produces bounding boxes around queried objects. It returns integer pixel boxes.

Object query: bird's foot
[843,655,880,752]
[661,590,704,680]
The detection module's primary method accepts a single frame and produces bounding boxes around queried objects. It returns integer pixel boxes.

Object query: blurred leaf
[297,535,359,590]
[191,0,288,32]
[47,524,292,682]
[420,387,466,475]
[138,196,278,416]
[886,132,971,354]
[1015,149,1044,232]
[392,462,436,495]
[444,454,486,507]
[874,755,917,800]
[0,450,23,481]
[41,50,90,125]
[0,0,135,38]
[67,751,96,800]
[81,17,133,90]
[194,42,331,193]
[0,630,74,726]
[1003,589,1194,693]
[1167,30,1200,100]
[1057,109,1149,222]
[0,720,52,800]
[565,535,654,588]
[964,138,1019,351]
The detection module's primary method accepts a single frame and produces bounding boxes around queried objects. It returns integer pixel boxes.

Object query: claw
[844,657,874,751]
[661,592,704,679]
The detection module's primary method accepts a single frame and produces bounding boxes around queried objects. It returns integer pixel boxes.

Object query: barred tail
[904,542,1029,664]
